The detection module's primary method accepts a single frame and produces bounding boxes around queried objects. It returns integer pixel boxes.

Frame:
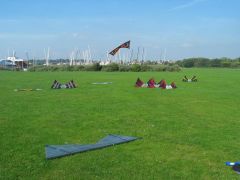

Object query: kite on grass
[14,88,42,92]
[51,80,76,89]
[182,75,197,82]
[45,134,141,159]
[226,162,240,174]
[92,82,112,85]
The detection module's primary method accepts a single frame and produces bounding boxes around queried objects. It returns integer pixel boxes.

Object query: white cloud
[169,0,207,11]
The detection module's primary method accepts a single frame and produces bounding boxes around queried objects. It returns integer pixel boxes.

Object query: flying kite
[109,40,130,56]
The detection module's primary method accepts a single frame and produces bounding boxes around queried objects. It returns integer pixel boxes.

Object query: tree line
[28,63,181,72]
[175,57,240,68]
[1,57,240,72]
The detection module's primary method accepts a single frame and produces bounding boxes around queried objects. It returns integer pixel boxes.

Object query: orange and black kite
[109,40,130,56]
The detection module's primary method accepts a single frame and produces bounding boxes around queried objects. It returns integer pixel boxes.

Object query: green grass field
[0,68,239,179]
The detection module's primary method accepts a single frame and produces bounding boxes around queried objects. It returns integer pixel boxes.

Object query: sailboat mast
[141,47,145,63]
[136,47,140,63]
[163,48,167,62]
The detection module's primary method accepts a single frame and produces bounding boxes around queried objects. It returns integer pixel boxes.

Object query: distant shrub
[210,59,221,67]
[152,65,167,72]
[230,61,240,68]
[83,65,93,71]
[221,61,231,68]
[140,64,152,71]
[65,66,74,71]
[60,65,72,71]
[92,63,102,71]
[28,66,35,71]
[0,66,12,71]
[182,59,195,67]
[27,63,181,72]
[193,58,209,67]
[102,63,119,71]
[165,65,181,72]
[131,64,141,72]
[73,65,85,71]
[49,66,59,71]
[83,63,102,71]
[34,66,48,71]
[119,65,131,72]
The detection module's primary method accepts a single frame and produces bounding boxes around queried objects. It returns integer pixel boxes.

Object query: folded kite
[226,162,240,174]
[182,75,197,82]
[51,80,76,89]
[45,134,140,159]
[14,88,42,92]
[92,82,112,85]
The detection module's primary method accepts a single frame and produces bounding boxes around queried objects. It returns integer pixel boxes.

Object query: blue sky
[0,0,239,60]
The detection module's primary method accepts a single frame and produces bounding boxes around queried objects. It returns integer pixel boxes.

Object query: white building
[7,56,24,65]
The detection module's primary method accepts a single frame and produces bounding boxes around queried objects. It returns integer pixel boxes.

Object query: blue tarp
[45,134,140,159]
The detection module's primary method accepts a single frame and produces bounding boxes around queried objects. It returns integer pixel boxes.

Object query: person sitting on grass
[135,78,144,87]
[159,79,167,89]
[170,82,177,89]
[147,78,156,88]
[159,79,177,89]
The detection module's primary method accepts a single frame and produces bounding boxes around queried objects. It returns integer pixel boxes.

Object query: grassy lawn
[0,68,239,179]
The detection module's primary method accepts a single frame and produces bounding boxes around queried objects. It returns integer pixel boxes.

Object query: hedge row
[28,63,181,72]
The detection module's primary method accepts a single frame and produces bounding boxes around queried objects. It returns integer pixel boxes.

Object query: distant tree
[221,61,231,67]
[140,64,151,71]
[194,58,210,67]
[92,63,102,71]
[131,64,141,72]
[175,60,183,67]
[235,57,240,62]
[210,59,221,67]
[182,58,195,67]
[101,63,119,71]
